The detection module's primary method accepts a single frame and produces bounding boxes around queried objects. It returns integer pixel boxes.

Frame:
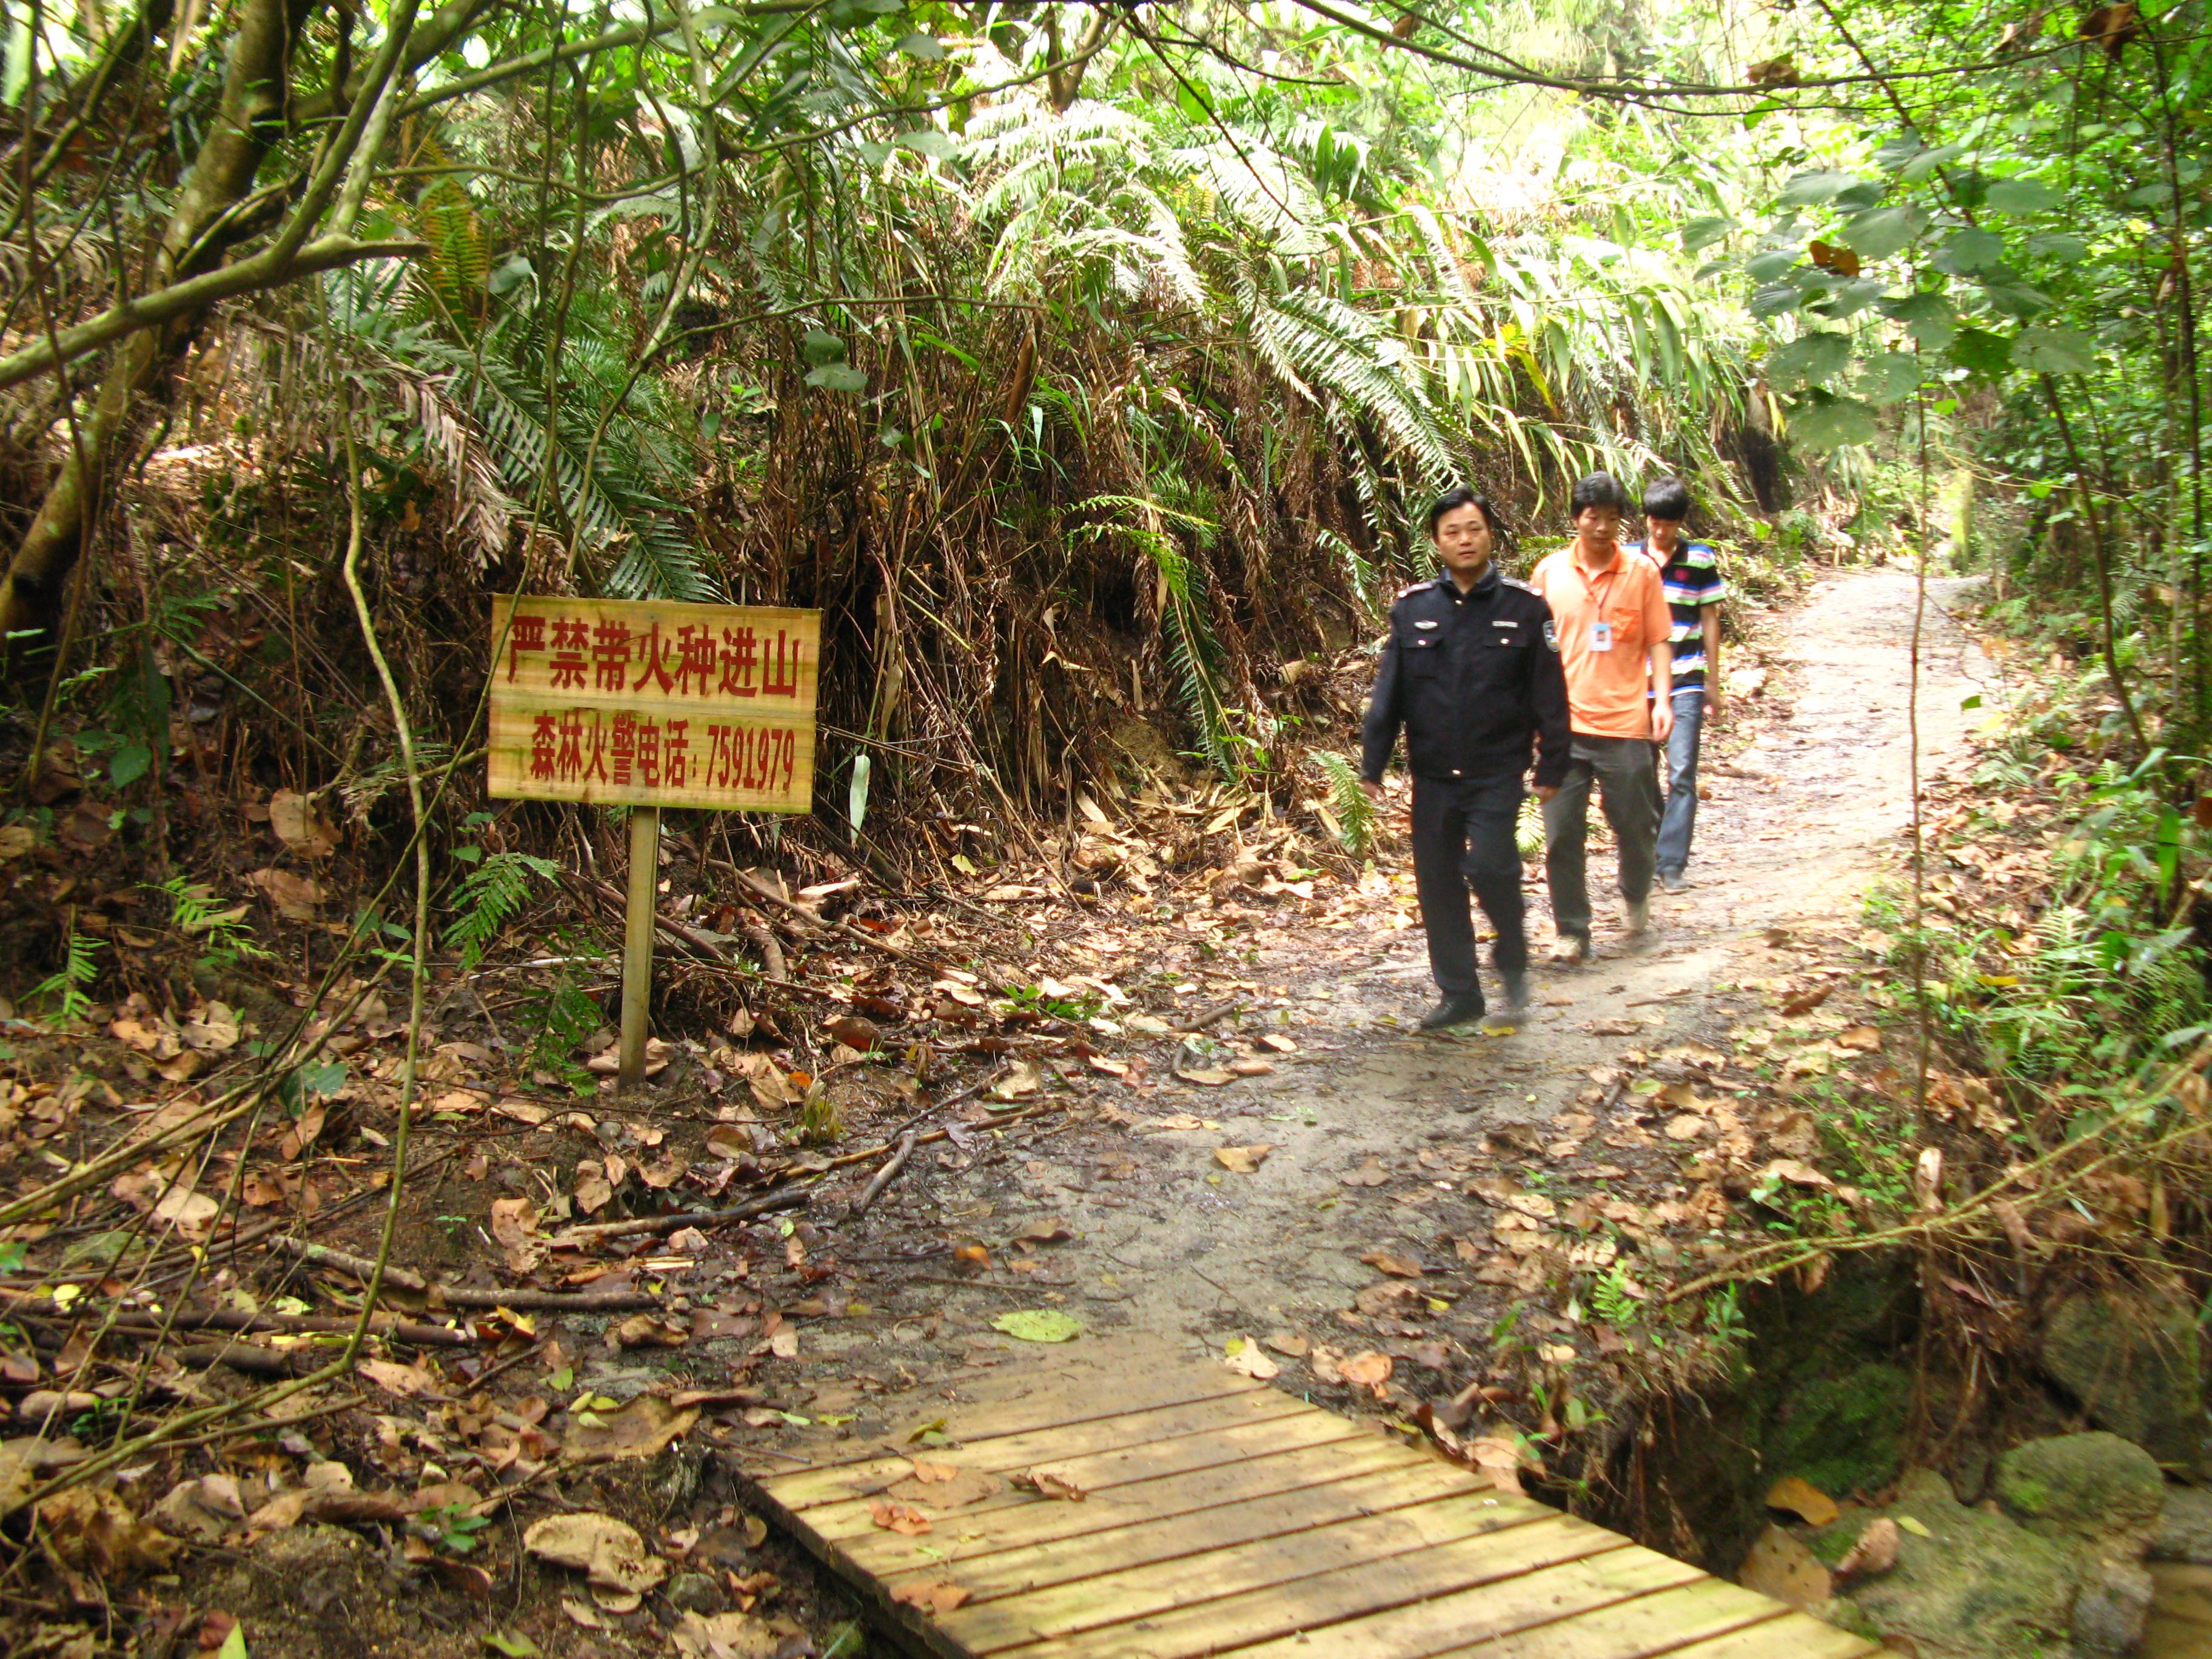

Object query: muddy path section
[783,571,1995,1393]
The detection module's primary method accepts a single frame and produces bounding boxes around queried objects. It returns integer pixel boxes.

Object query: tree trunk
[0,0,322,644]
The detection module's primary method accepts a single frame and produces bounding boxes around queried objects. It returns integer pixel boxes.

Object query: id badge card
[1590,620,1614,652]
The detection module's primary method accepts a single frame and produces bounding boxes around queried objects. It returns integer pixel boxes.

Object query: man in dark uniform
[1361,488,1572,1031]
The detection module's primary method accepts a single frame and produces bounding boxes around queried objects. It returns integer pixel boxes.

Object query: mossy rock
[1840,1469,2082,1659]
[1765,1360,1914,1500]
[1996,1432,2165,1548]
[2039,1281,2207,1468]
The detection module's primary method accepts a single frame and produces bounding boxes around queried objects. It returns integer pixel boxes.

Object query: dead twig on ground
[263,1236,666,1309]
[851,1131,919,1220]
[1173,998,1243,1033]
[546,1184,814,1245]
[717,862,937,966]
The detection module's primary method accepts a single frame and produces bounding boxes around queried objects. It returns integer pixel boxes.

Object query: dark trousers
[1542,734,1661,942]
[1409,773,1529,1003]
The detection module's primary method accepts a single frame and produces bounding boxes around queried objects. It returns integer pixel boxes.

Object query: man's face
[1574,505,1622,551]
[1646,514,1684,551]
[1432,503,1493,577]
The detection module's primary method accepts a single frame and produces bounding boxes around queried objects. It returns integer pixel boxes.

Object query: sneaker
[1481,982,1527,1033]
[1548,934,1589,967]
[1498,974,1530,1018]
[1624,897,1651,935]
[1659,870,1691,893]
[1419,993,1487,1032]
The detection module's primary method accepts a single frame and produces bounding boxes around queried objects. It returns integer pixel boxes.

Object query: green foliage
[445,851,560,972]
[1517,795,1545,862]
[32,931,102,1027]
[1310,750,1375,856]
[158,877,269,974]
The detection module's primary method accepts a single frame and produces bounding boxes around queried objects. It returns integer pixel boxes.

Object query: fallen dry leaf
[246,866,326,921]
[1223,1338,1278,1379]
[991,1062,1043,1100]
[1215,1144,1272,1173]
[669,1610,784,1658]
[524,1512,669,1594]
[890,1581,973,1616]
[1740,1523,1834,1608]
[1780,984,1834,1017]
[1766,1473,1841,1527]
[562,1395,698,1463]
[1015,1467,1086,1501]
[1336,1350,1393,1396]
[1359,1248,1423,1278]
[871,1500,934,1535]
[39,1486,179,1578]
[1837,1025,1883,1051]
[269,789,339,859]
[359,1357,441,1398]
[1342,1158,1390,1187]
[612,1314,689,1350]
[1178,1067,1238,1087]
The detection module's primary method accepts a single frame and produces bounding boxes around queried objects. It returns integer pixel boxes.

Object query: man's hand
[1533,784,1559,802]
[1359,777,1385,803]
[1652,699,1675,742]
[1705,685,1724,723]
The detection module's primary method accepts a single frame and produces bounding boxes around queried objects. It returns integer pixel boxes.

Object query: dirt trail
[788,569,1996,1392]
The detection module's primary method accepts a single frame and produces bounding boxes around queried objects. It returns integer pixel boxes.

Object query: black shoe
[1486,976,1530,1028]
[1420,994,1486,1032]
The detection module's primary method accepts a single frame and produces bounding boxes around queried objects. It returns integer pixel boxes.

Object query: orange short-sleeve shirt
[1529,546,1672,739]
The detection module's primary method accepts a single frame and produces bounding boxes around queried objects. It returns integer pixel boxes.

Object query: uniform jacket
[1359,565,1572,789]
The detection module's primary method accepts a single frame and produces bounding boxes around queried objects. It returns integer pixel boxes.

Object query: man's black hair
[1427,487,1503,538]
[1570,472,1631,516]
[1643,476,1692,521]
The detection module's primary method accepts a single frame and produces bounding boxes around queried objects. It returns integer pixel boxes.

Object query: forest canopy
[0,0,2202,816]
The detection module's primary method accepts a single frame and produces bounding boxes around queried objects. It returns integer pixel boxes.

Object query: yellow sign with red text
[488,595,819,813]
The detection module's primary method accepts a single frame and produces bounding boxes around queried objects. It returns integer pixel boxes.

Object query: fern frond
[447,851,561,971]
[1311,751,1375,856]
[1517,796,1545,862]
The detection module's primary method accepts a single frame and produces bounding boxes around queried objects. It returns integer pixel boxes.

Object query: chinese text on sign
[488,595,819,813]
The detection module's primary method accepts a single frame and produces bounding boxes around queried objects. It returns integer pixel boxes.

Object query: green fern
[32,931,103,1027]
[1311,750,1376,856]
[446,851,561,971]
[1517,796,1546,862]
[1071,494,1235,776]
[157,876,271,972]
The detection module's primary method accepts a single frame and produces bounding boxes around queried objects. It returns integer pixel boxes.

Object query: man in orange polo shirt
[1528,472,1674,964]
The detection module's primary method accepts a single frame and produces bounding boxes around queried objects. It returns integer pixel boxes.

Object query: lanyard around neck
[1570,551,1621,605]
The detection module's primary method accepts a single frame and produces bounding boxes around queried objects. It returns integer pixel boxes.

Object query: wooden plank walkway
[736,1337,1883,1659]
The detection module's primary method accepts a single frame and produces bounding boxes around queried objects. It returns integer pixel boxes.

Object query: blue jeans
[1657,685,1704,877]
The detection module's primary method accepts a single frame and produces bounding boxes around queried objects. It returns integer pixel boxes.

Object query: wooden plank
[1644,1611,1880,1659]
[758,1386,1318,1512]
[1439,1578,1788,1659]
[864,1463,1533,1601]
[756,1353,1268,1480]
[800,1411,1412,1549]
[1212,1548,1708,1659]
[969,1512,1646,1659]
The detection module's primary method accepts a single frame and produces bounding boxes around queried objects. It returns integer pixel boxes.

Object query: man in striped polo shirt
[1632,477,1725,891]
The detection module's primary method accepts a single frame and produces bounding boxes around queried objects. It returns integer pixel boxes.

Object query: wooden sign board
[488,595,819,814]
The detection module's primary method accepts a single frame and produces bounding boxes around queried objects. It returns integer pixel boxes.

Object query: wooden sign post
[488,595,821,1090]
